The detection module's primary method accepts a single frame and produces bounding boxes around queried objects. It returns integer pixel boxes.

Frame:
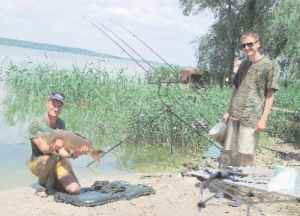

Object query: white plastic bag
[268,166,297,192]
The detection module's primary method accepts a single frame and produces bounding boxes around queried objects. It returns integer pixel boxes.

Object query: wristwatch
[70,150,78,159]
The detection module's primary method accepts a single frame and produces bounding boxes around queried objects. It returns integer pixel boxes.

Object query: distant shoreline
[0,37,162,65]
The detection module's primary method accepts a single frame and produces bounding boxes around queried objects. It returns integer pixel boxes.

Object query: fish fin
[74,132,89,140]
[91,149,106,163]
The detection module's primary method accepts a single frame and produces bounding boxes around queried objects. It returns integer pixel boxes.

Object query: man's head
[46,92,65,118]
[240,31,260,58]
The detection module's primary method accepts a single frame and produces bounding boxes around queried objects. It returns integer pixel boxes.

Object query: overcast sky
[0,0,214,66]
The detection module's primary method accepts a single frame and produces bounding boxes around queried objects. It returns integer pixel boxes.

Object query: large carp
[40,129,105,163]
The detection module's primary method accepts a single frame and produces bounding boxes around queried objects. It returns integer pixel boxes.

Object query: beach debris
[169,172,183,178]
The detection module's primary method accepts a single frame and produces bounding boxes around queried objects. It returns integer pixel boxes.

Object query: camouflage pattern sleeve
[28,116,49,139]
[28,122,38,139]
[266,61,279,91]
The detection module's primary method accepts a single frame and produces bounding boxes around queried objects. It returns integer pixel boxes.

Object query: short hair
[241,31,260,42]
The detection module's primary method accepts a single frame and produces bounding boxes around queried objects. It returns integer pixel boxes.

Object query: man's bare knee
[65,183,81,195]
[58,172,80,194]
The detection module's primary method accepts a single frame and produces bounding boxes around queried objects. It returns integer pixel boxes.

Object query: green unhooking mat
[54,180,156,207]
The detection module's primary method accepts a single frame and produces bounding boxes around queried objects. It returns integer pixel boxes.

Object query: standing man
[27,92,88,198]
[221,31,278,167]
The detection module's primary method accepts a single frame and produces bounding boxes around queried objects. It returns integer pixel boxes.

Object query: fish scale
[40,129,105,163]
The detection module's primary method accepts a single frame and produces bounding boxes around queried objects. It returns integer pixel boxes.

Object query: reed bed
[1,61,299,171]
[266,79,300,143]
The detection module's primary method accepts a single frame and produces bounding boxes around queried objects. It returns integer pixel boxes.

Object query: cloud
[0,0,215,66]
[102,6,131,18]
[0,3,17,12]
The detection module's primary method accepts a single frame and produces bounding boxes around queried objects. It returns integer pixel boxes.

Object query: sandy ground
[1,138,299,216]
[0,172,299,216]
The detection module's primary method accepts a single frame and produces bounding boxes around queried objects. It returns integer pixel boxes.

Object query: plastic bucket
[209,122,226,146]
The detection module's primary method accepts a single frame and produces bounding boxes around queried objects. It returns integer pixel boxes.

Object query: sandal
[46,187,58,196]
[35,185,48,198]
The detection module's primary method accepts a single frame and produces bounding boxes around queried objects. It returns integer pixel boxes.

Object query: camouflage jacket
[229,57,278,128]
[28,115,66,159]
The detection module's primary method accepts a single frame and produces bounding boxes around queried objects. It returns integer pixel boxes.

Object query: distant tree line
[0,37,131,61]
[179,0,300,86]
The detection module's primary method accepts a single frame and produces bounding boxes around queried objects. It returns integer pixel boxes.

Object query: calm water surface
[0,45,152,191]
[0,44,153,77]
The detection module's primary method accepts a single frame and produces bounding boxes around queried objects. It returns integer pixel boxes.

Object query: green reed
[2,61,218,148]
[1,61,300,171]
[265,79,300,143]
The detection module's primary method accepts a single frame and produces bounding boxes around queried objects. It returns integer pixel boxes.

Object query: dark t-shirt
[28,115,65,159]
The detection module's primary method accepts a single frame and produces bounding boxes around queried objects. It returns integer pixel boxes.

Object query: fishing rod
[159,97,221,150]
[157,76,216,127]
[84,15,215,128]
[86,15,170,78]
[168,110,220,149]
[81,15,149,74]
[157,77,221,151]
[86,15,159,76]
[86,110,166,167]
[104,16,176,71]
[157,76,213,128]
[83,16,221,151]
[105,16,224,116]
[192,86,225,116]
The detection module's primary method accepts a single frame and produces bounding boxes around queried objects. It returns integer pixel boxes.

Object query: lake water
[0,45,154,191]
[0,44,154,78]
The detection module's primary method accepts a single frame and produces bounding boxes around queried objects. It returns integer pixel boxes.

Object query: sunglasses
[240,41,258,49]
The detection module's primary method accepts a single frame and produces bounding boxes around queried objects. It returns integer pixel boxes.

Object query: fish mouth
[38,132,44,138]
[39,135,47,141]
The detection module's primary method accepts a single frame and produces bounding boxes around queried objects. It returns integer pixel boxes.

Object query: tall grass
[1,61,300,170]
[1,61,224,147]
[266,79,300,143]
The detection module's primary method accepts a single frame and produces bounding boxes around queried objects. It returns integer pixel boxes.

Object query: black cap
[49,92,65,104]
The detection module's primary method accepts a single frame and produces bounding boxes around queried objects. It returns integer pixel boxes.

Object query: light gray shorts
[223,118,259,154]
[220,118,260,167]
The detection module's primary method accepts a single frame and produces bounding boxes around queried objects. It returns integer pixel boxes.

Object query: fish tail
[91,149,106,163]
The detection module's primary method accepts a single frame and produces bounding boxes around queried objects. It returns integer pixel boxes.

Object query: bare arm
[31,138,63,154]
[255,89,276,132]
[58,147,71,158]
[222,86,238,123]
[233,60,241,74]
[58,145,89,158]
